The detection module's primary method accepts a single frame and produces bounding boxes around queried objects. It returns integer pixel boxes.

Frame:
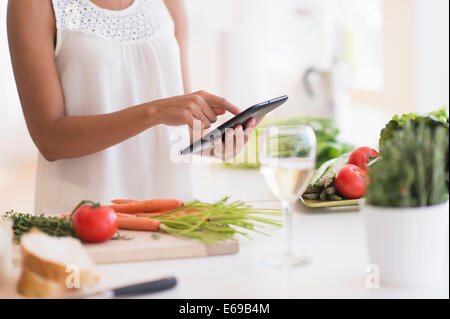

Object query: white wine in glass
[259,125,316,267]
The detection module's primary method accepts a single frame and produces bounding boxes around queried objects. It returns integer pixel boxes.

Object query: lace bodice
[51,0,168,42]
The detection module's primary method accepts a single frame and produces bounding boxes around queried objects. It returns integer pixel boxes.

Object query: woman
[7,0,257,215]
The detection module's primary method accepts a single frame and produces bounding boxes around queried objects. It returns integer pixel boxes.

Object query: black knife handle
[112,277,177,297]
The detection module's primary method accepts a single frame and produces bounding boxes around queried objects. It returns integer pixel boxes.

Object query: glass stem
[281,200,293,257]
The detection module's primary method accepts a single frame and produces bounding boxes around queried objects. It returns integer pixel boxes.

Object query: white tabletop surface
[89,164,448,299]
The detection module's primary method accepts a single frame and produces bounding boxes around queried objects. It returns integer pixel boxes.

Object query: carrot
[108,199,182,213]
[124,208,174,215]
[57,213,71,219]
[122,209,174,215]
[115,212,136,218]
[153,208,177,214]
[129,210,200,218]
[117,215,161,231]
[111,199,138,204]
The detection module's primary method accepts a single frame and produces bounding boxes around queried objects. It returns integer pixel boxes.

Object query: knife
[79,276,177,298]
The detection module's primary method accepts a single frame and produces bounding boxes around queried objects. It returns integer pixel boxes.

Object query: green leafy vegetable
[3,211,77,243]
[379,106,449,147]
[379,106,449,187]
[367,123,449,207]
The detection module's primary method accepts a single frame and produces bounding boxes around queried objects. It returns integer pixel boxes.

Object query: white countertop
[92,164,449,299]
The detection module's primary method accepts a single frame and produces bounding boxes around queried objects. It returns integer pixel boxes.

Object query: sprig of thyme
[3,211,77,243]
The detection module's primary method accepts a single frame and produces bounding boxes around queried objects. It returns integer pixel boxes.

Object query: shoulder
[7,0,56,58]
[7,0,56,34]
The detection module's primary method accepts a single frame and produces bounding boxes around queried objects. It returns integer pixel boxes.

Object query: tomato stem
[70,200,101,216]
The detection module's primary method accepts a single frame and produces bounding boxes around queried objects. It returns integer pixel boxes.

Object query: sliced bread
[18,229,100,298]
[17,267,64,298]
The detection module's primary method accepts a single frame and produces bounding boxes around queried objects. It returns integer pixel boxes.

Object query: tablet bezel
[180,95,288,155]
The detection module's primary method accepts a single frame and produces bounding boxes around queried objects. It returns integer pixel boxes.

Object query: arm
[164,0,191,94]
[7,0,239,162]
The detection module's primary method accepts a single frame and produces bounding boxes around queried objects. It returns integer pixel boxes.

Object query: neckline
[83,0,140,15]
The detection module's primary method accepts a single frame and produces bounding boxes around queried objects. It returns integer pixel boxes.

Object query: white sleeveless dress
[35,0,194,215]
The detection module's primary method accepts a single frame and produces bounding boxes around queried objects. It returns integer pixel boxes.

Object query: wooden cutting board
[12,230,239,265]
[84,230,239,264]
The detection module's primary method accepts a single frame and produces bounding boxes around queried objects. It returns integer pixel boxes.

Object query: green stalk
[151,197,281,244]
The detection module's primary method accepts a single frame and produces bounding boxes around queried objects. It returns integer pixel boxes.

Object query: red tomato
[72,202,118,243]
[348,147,379,171]
[335,164,368,199]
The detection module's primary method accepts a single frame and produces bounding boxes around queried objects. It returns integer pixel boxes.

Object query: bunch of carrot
[109,197,282,243]
[107,198,186,231]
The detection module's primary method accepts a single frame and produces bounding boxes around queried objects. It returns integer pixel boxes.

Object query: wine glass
[258,125,317,267]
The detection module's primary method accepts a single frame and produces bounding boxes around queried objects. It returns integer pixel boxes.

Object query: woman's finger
[224,128,235,161]
[185,114,196,129]
[192,109,211,129]
[196,96,218,123]
[198,91,241,115]
[245,118,256,129]
[212,107,226,115]
[243,119,256,144]
[234,125,245,154]
[212,137,222,158]
[201,115,211,129]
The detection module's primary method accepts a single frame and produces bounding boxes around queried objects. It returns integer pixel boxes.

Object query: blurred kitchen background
[0,0,449,212]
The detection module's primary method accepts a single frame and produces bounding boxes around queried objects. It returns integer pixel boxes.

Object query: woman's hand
[202,117,265,162]
[149,90,241,129]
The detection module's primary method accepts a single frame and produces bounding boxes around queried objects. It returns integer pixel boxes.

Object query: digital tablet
[180,95,288,155]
